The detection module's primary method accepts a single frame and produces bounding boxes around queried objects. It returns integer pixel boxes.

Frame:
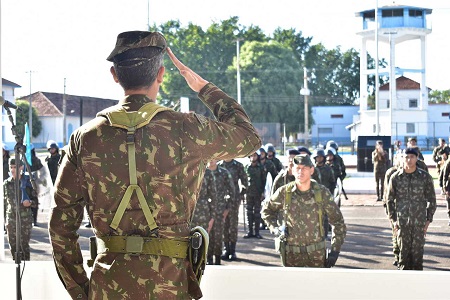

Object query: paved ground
[2,165,449,271]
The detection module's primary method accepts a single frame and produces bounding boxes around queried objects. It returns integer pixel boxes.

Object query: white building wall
[1,85,18,149]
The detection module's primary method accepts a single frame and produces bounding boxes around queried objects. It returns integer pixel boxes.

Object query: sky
[1,0,449,101]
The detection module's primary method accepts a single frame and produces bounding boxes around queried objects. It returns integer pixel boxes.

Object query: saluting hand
[166,48,209,92]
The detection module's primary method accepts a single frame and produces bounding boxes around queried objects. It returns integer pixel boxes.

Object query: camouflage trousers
[223,199,240,243]
[284,249,325,267]
[390,221,400,262]
[374,170,386,199]
[208,217,224,256]
[6,215,33,260]
[397,224,425,270]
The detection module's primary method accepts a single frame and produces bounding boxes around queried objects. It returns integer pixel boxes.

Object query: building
[18,92,117,148]
[311,105,359,148]
[1,78,21,149]
[349,4,442,150]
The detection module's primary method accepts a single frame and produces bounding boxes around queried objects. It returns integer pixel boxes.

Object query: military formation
[1,29,448,299]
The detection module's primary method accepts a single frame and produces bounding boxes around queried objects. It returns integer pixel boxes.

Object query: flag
[24,122,32,166]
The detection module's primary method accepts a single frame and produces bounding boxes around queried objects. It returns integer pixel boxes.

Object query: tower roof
[379,76,430,91]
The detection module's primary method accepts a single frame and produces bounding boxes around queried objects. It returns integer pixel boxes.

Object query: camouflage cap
[293,154,313,167]
[107,31,167,62]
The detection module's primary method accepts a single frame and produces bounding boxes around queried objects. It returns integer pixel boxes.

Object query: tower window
[406,123,415,133]
[409,99,418,108]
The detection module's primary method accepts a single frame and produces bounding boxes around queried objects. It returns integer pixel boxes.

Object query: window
[409,10,423,17]
[442,112,449,117]
[318,128,332,134]
[330,114,343,119]
[409,99,418,108]
[382,9,403,17]
[406,123,415,133]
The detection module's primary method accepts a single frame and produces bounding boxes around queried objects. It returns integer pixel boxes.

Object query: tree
[231,40,303,134]
[15,100,42,138]
[429,89,450,104]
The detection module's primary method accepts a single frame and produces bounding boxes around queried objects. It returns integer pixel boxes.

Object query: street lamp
[300,67,311,145]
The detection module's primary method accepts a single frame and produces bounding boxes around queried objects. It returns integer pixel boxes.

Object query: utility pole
[375,0,380,135]
[27,71,34,142]
[300,67,311,146]
[63,78,67,145]
[236,38,244,105]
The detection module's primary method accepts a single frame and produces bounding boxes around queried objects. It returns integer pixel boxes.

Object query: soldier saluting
[49,31,261,300]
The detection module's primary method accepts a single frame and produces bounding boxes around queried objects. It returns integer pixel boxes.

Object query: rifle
[342,185,349,200]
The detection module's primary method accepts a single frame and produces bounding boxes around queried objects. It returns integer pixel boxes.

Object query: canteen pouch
[274,235,287,267]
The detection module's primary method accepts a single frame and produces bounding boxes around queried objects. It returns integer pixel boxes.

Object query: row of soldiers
[191,140,348,266]
[2,141,61,261]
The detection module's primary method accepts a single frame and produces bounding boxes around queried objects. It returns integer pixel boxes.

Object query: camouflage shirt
[245,163,265,197]
[191,169,216,228]
[314,164,335,194]
[271,169,295,195]
[387,168,436,226]
[209,166,235,217]
[262,181,346,252]
[4,175,37,221]
[218,159,248,203]
[49,83,261,300]
[372,149,388,173]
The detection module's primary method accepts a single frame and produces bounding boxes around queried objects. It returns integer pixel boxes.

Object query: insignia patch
[194,113,208,126]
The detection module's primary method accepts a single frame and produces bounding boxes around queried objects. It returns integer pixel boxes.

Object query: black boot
[243,213,254,238]
[254,219,263,239]
[229,242,237,261]
[243,229,254,238]
[221,242,230,260]
[207,255,213,265]
[215,255,221,265]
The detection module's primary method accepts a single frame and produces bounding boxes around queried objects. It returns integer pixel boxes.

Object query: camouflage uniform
[244,162,265,237]
[261,181,346,267]
[271,170,295,195]
[386,168,436,270]
[219,159,248,258]
[4,174,36,260]
[372,148,388,201]
[208,166,234,262]
[314,164,335,195]
[440,159,450,220]
[30,154,44,225]
[191,169,215,231]
[49,83,261,299]
[268,156,283,173]
[383,166,400,264]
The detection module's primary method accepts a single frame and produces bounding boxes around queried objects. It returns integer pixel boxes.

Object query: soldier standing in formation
[261,154,346,267]
[244,151,266,239]
[206,159,235,265]
[298,146,321,183]
[372,140,388,202]
[48,31,261,299]
[265,144,283,173]
[45,140,61,185]
[3,144,10,233]
[386,147,436,270]
[312,148,336,238]
[439,149,450,226]
[4,158,37,260]
[326,140,346,182]
[271,148,300,194]
[383,153,403,267]
[219,158,248,261]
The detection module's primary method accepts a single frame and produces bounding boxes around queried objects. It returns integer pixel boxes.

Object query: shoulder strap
[102,103,173,232]
[284,180,324,237]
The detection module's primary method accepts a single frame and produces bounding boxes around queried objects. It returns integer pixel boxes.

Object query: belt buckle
[126,236,144,255]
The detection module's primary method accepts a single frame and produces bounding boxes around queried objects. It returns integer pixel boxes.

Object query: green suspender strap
[102,102,173,232]
[285,180,324,238]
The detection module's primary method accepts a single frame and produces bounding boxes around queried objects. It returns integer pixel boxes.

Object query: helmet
[297,146,311,155]
[259,147,266,153]
[312,149,326,159]
[325,147,336,156]
[47,140,59,150]
[326,140,338,151]
[266,145,276,153]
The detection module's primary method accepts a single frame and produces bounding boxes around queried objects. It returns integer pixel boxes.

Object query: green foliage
[429,89,450,103]
[15,100,43,138]
[153,17,384,136]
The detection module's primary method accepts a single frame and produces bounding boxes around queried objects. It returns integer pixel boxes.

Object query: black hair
[113,47,164,90]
